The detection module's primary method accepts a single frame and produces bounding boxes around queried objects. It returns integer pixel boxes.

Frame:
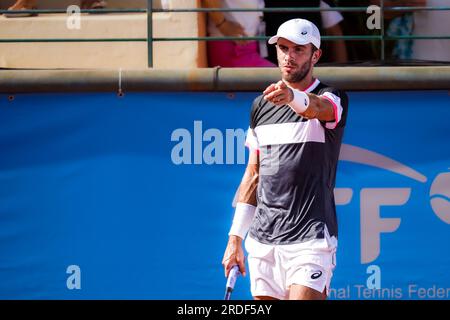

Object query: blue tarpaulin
[0,91,449,299]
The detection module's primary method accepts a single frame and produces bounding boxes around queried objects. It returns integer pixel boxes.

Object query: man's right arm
[222,149,259,277]
[236,149,259,206]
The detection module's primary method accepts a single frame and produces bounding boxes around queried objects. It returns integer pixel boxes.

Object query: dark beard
[282,59,312,83]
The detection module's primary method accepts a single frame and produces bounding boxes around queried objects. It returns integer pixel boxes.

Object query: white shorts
[244,229,337,300]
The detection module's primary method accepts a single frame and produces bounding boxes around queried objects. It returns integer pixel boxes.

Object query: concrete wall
[0,0,207,69]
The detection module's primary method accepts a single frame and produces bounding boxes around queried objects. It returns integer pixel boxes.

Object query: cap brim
[267,34,311,46]
[268,35,279,44]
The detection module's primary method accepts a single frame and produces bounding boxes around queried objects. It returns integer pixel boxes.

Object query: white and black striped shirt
[246,79,349,244]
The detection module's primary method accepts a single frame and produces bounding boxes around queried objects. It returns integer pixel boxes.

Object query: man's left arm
[297,92,335,122]
[263,80,342,126]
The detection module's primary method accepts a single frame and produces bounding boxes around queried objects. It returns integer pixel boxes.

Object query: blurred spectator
[5,0,107,17]
[203,0,275,67]
[410,0,450,61]
[337,0,378,62]
[264,0,348,64]
[370,1,426,60]
[370,0,450,62]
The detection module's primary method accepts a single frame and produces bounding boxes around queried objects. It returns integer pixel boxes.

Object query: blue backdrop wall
[0,91,449,299]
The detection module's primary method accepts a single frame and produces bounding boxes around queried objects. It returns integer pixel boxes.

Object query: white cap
[268,18,321,49]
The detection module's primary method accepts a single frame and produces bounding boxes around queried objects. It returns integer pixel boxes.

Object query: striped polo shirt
[246,78,349,245]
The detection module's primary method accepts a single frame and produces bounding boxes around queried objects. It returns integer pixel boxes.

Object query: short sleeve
[319,88,348,130]
[245,96,262,151]
[245,128,260,151]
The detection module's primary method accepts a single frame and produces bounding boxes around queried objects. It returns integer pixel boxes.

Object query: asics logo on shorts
[311,271,322,280]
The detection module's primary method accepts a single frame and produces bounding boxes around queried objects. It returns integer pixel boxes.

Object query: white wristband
[228,202,256,240]
[288,89,310,114]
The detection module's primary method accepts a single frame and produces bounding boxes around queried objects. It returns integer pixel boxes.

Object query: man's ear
[312,48,322,65]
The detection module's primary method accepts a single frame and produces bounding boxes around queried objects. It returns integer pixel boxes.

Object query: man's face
[276,38,319,83]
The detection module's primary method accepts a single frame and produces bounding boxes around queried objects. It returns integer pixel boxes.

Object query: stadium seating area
[1,0,449,69]
[0,0,207,68]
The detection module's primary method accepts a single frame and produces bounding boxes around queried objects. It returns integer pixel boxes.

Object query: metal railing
[1,1,450,67]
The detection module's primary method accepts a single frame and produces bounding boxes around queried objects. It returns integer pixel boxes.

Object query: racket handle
[224,290,232,300]
[224,265,241,300]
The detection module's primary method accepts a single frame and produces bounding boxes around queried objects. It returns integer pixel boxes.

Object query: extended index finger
[277,80,288,89]
[263,83,277,96]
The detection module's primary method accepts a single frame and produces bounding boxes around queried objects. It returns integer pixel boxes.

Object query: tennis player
[222,18,349,300]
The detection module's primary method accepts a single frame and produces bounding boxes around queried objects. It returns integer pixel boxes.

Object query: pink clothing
[207,40,275,68]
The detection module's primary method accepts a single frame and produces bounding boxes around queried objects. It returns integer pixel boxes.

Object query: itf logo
[335,144,450,264]
[429,171,450,224]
